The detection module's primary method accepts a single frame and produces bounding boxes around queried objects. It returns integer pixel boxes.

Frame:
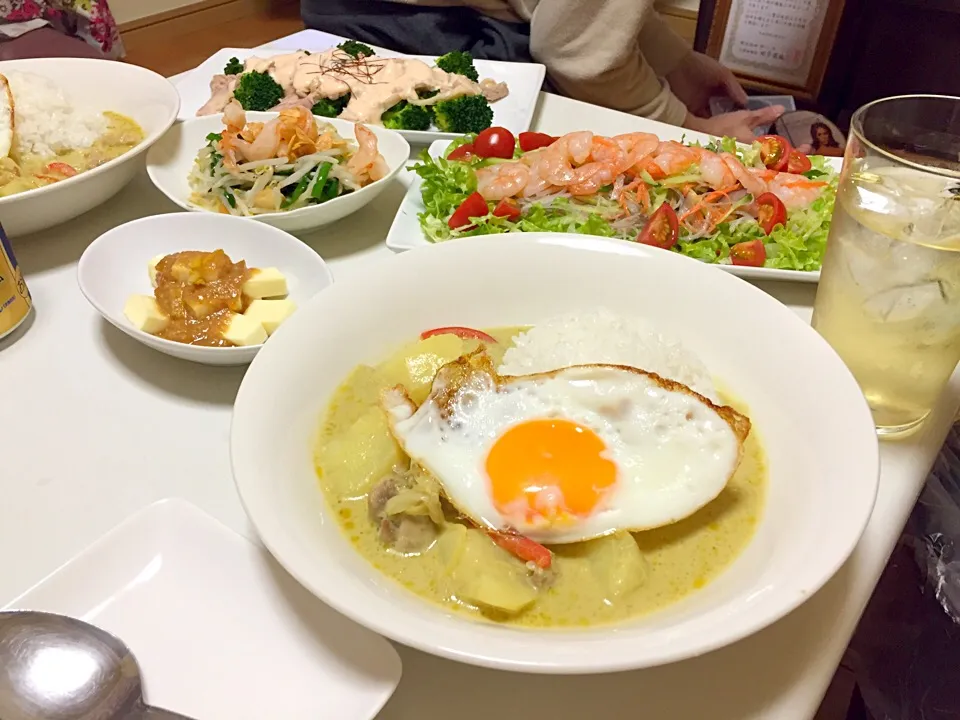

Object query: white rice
[6,71,107,158]
[497,308,719,402]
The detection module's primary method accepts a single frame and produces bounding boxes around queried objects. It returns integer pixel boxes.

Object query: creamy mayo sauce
[244,50,482,125]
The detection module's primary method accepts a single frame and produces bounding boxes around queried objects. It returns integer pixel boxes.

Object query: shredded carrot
[678,184,738,223]
[637,182,650,213]
[779,179,828,189]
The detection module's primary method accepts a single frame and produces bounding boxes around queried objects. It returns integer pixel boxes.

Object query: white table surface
[3,34,959,719]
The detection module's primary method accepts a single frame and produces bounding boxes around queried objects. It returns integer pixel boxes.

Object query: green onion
[281,171,314,208]
[318,178,340,203]
[222,187,236,208]
[310,162,333,201]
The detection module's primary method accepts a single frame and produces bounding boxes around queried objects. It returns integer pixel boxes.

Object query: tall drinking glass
[812,95,960,436]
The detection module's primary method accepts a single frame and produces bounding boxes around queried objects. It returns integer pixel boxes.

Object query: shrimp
[612,132,660,157]
[612,132,659,172]
[652,141,697,176]
[551,131,594,165]
[588,136,628,173]
[566,161,617,196]
[694,148,736,190]
[720,152,767,196]
[767,172,825,210]
[476,162,532,201]
[535,148,577,186]
[241,119,284,162]
[222,99,246,133]
[346,124,388,184]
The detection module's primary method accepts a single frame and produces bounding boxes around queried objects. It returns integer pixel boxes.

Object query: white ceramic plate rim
[76,213,334,358]
[174,44,545,142]
[384,139,840,284]
[0,58,180,207]
[231,232,879,673]
[145,113,409,220]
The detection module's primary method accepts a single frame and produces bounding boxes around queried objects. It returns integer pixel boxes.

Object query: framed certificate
[696,0,848,101]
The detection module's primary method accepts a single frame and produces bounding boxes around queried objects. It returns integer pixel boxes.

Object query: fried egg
[382,351,751,544]
[0,74,14,159]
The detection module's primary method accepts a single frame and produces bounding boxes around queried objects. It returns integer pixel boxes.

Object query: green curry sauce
[314,327,766,627]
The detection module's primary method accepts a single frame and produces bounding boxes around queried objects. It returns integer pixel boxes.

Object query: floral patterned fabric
[0,0,123,58]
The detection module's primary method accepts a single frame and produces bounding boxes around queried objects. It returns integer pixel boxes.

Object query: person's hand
[666,52,748,116]
[685,105,785,144]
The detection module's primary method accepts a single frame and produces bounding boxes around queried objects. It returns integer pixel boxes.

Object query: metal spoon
[0,610,193,719]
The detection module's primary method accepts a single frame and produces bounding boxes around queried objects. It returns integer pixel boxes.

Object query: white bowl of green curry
[0,58,179,237]
[231,233,879,673]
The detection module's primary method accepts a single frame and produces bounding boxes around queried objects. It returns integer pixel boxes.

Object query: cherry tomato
[518,131,558,152]
[492,198,522,220]
[730,239,767,267]
[786,149,812,174]
[637,203,679,249]
[758,135,791,171]
[486,528,552,569]
[448,191,489,230]
[473,126,516,159]
[420,326,498,343]
[447,143,475,161]
[755,191,787,235]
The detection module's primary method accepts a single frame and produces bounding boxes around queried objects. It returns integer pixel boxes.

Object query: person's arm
[527,0,688,126]
[638,11,692,78]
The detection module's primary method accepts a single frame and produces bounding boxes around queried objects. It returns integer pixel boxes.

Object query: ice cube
[863,281,945,322]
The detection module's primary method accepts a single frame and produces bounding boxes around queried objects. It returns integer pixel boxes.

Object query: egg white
[383,357,749,544]
[0,74,14,159]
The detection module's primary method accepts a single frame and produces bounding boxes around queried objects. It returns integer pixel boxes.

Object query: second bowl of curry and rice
[0,57,180,237]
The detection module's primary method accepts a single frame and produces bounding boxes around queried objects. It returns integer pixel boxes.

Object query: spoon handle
[139,704,197,720]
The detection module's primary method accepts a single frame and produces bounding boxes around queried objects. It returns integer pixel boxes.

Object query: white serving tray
[3,499,402,720]
[176,35,545,146]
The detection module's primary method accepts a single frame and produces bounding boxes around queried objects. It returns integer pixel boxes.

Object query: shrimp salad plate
[174,39,546,145]
[386,132,844,283]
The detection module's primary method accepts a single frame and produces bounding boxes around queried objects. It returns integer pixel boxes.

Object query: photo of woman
[774,111,847,158]
[809,121,844,157]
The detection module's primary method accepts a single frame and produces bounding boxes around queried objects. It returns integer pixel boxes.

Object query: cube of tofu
[124,295,169,335]
[222,312,267,347]
[148,254,166,287]
[243,298,296,335]
[242,267,288,299]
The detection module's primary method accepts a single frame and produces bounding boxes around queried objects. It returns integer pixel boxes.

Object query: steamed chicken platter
[0,71,144,197]
[124,250,295,347]
[199,41,507,134]
[314,310,767,626]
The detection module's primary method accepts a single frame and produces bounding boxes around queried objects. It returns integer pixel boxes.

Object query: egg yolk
[484,419,617,525]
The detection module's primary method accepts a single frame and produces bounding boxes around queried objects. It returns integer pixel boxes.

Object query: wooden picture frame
[696,0,846,102]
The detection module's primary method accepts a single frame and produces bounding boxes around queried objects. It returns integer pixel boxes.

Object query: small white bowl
[231,233,880,673]
[0,58,180,238]
[146,113,411,234]
[77,213,334,366]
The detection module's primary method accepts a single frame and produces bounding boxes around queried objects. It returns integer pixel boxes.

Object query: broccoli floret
[311,93,350,118]
[381,101,433,131]
[233,71,284,111]
[223,57,243,75]
[433,95,493,134]
[436,51,479,82]
[337,40,375,59]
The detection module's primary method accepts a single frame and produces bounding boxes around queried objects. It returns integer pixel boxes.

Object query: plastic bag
[843,423,960,720]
